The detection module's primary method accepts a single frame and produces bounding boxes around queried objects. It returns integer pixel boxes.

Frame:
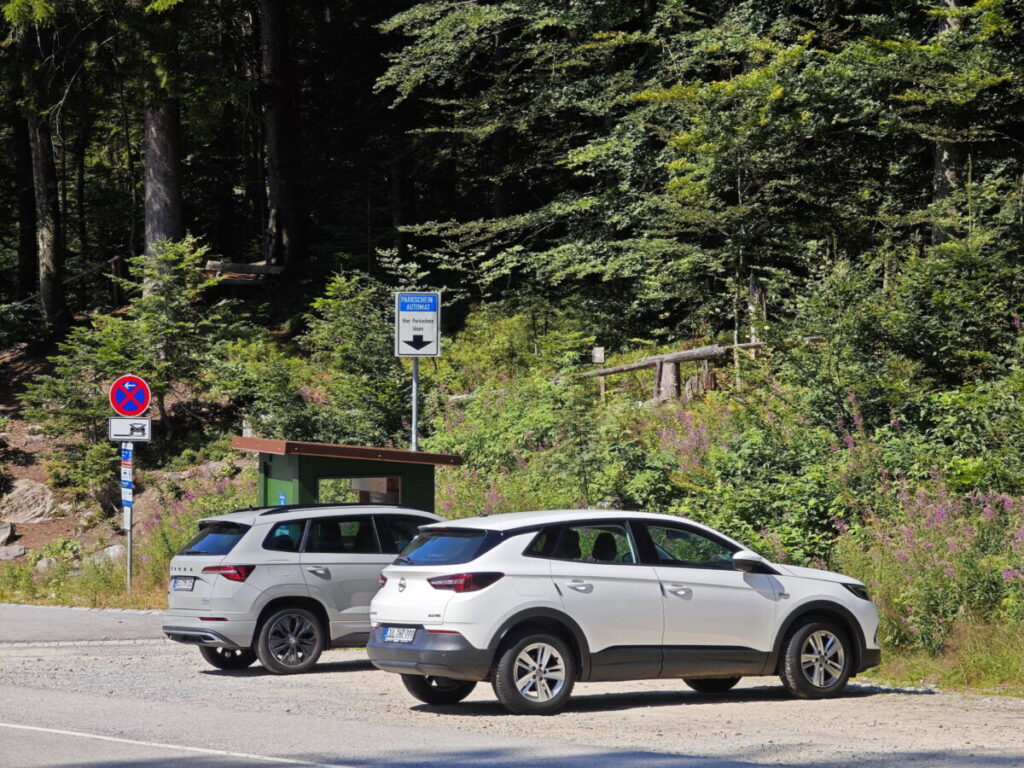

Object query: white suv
[163,504,440,673]
[367,510,881,714]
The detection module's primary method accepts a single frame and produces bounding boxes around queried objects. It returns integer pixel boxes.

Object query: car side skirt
[587,646,768,682]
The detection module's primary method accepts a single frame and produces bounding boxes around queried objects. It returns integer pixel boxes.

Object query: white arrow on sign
[394,292,441,358]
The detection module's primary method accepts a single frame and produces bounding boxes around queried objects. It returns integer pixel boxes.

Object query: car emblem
[398,578,407,592]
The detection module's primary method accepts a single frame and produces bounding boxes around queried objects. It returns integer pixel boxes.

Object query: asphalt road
[0,604,1022,768]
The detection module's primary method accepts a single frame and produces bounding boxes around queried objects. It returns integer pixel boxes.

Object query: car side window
[550,523,637,565]
[646,524,734,569]
[377,515,427,554]
[263,520,306,552]
[306,516,380,554]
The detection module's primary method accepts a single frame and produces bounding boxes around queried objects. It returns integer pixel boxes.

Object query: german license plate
[384,626,416,643]
[171,576,195,591]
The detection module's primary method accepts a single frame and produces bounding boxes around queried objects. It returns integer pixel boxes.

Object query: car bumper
[162,612,256,649]
[366,626,492,682]
[858,648,882,674]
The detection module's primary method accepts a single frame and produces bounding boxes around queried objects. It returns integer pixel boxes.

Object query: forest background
[1,0,1023,691]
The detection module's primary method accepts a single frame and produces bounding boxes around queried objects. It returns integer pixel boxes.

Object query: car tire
[779,619,852,699]
[401,674,477,705]
[492,632,576,715]
[256,607,325,675]
[684,676,741,693]
[199,645,257,670]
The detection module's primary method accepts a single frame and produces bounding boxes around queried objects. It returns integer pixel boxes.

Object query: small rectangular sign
[120,467,132,482]
[395,291,441,358]
[122,498,134,508]
[121,487,133,502]
[120,450,133,462]
[109,418,151,442]
[123,507,132,528]
[120,480,132,490]
[278,492,287,505]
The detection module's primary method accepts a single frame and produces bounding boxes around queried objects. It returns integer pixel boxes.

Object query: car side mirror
[731,549,767,573]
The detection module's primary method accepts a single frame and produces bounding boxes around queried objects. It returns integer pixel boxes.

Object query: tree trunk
[932,1,961,246]
[261,0,301,267]
[11,113,37,297]
[27,115,69,330]
[144,99,185,258]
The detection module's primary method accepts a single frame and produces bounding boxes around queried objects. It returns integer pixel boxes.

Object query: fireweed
[836,483,1024,654]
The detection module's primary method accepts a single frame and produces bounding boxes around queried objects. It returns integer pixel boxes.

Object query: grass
[865,619,1024,696]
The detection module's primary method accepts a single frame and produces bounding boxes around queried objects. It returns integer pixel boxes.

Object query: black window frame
[262,519,311,553]
[522,519,644,566]
[633,520,741,570]
[374,513,433,555]
[303,514,383,555]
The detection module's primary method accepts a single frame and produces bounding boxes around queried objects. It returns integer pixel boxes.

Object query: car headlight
[842,583,870,601]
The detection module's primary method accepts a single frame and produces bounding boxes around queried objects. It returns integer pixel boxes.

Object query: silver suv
[162,504,440,673]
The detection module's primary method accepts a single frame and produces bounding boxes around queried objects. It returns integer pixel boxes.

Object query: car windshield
[398,529,499,565]
[179,522,250,556]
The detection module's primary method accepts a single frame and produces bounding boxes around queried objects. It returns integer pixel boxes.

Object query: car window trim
[636,520,741,570]
[525,519,643,566]
[261,518,310,553]
[303,514,383,555]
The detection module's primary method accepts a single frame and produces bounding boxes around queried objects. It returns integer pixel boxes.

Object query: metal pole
[411,357,419,451]
[122,441,132,592]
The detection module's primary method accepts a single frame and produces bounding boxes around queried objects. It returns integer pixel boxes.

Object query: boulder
[0,479,57,523]
[0,545,25,561]
[103,544,126,561]
[35,557,57,571]
[0,522,13,545]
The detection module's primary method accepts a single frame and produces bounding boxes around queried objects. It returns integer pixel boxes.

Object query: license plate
[384,627,416,644]
[171,576,195,591]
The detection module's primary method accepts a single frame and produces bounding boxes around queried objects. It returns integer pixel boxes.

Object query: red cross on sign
[109,375,151,417]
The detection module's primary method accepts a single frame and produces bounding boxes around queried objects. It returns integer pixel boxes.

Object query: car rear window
[179,522,250,556]
[398,529,501,566]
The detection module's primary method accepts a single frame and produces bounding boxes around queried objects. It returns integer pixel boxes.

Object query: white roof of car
[423,509,712,533]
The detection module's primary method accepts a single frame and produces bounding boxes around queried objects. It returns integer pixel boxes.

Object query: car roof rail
[258,502,427,517]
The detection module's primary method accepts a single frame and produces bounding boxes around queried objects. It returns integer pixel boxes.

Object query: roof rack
[258,502,426,517]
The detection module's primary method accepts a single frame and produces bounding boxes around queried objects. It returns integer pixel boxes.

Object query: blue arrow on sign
[121,449,133,461]
[121,480,132,489]
[122,499,134,507]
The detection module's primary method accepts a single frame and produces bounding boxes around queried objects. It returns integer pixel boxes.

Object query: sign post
[109,375,152,591]
[395,292,441,451]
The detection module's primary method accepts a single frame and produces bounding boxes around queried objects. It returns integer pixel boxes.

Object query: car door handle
[665,584,692,597]
[306,566,329,576]
[566,580,593,594]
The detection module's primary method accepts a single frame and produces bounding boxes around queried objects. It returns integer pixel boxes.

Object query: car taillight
[427,572,503,593]
[202,565,254,582]
[379,573,388,588]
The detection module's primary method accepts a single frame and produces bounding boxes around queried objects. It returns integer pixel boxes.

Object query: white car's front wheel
[492,632,576,715]
[780,620,851,699]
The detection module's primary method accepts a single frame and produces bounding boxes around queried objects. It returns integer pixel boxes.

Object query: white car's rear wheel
[492,632,575,715]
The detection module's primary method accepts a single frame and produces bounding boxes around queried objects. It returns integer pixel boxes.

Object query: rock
[0,522,13,545]
[0,545,26,561]
[26,424,44,435]
[36,557,57,571]
[104,544,126,561]
[0,479,57,523]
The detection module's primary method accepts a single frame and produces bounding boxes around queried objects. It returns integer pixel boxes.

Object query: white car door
[546,521,664,680]
[643,521,778,676]
[301,515,392,643]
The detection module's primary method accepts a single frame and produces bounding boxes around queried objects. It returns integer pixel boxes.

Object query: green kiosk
[232,437,461,513]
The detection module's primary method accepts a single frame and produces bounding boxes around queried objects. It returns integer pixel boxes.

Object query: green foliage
[21,238,234,502]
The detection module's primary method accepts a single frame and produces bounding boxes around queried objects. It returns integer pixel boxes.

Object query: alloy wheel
[800,629,846,688]
[513,642,566,702]
[267,613,319,667]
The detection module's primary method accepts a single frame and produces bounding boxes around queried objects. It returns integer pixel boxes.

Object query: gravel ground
[1,638,1022,767]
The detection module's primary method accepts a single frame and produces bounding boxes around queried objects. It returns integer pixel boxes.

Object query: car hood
[773,563,862,585]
